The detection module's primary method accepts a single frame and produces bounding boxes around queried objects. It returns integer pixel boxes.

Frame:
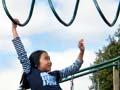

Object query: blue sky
[0,0,120,90]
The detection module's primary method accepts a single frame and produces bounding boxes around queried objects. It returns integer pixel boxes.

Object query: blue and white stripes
[12,36,83,80]
[12,37,31,74]
[59,59,83,79]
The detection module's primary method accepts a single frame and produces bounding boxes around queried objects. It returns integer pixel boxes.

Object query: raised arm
[12,19,31,74]
[59,39,85,79]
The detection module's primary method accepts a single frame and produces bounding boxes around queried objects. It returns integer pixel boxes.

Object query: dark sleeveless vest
[27,68,62,90]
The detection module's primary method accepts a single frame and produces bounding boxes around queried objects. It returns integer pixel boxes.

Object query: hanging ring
[2,0,36,27]
[48,0,80,26]
[93,0,120,27]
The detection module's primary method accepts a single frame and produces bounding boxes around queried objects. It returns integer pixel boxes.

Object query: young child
[12,19,85,90]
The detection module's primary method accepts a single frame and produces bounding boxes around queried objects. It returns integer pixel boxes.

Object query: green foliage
[90,25,120,90]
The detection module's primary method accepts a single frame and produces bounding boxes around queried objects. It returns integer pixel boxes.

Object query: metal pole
[97,78,100,90]
[113,62,120,90]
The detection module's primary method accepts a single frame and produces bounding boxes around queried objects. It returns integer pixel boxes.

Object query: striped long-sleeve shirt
[12,37,83,90]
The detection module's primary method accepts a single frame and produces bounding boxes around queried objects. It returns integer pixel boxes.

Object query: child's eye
[45,56,50,60]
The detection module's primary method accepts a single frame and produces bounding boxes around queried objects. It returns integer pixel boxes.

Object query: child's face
[38,52,52,72]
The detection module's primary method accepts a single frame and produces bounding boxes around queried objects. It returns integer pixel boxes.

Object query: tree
[90,25,120,90]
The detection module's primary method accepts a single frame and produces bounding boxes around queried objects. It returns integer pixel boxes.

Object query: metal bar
[61,63,116,83]
[60,56,120,83]
[74,56,120,74]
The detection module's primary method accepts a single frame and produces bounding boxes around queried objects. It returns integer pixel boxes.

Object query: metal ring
[2,0,36,27]
[93,0,120,27]
[48,0,80,26]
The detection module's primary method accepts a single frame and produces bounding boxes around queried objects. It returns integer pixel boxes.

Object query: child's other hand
[78,39,85,54]
[12,19,19,29]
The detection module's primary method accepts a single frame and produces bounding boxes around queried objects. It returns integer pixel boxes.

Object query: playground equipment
[1,0,120,90]
[2,0,35,26]
[61,56,120,82]
[60,56,120,90]
[2,0,120,27]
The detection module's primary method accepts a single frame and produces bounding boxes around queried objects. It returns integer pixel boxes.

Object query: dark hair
[20,50,47,90]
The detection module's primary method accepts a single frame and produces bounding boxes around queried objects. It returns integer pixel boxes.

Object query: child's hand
[78,39,85,54]
[12,19,19,29]
[12,19,19,38]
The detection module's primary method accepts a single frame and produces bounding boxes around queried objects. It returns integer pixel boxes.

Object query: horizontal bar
[61,63,116,83]
[74,56,120,74]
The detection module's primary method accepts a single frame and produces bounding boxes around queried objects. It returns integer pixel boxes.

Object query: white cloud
[0,0,119,90]
[0,37,31,53]
[0,59,22,90]
[49,49,96,90]
[0,49,96,90]
[0,70,21,90]
[49,49,96,70]
[0,0,119,38]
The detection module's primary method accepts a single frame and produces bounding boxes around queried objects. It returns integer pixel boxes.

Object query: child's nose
[49,61,52,65]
